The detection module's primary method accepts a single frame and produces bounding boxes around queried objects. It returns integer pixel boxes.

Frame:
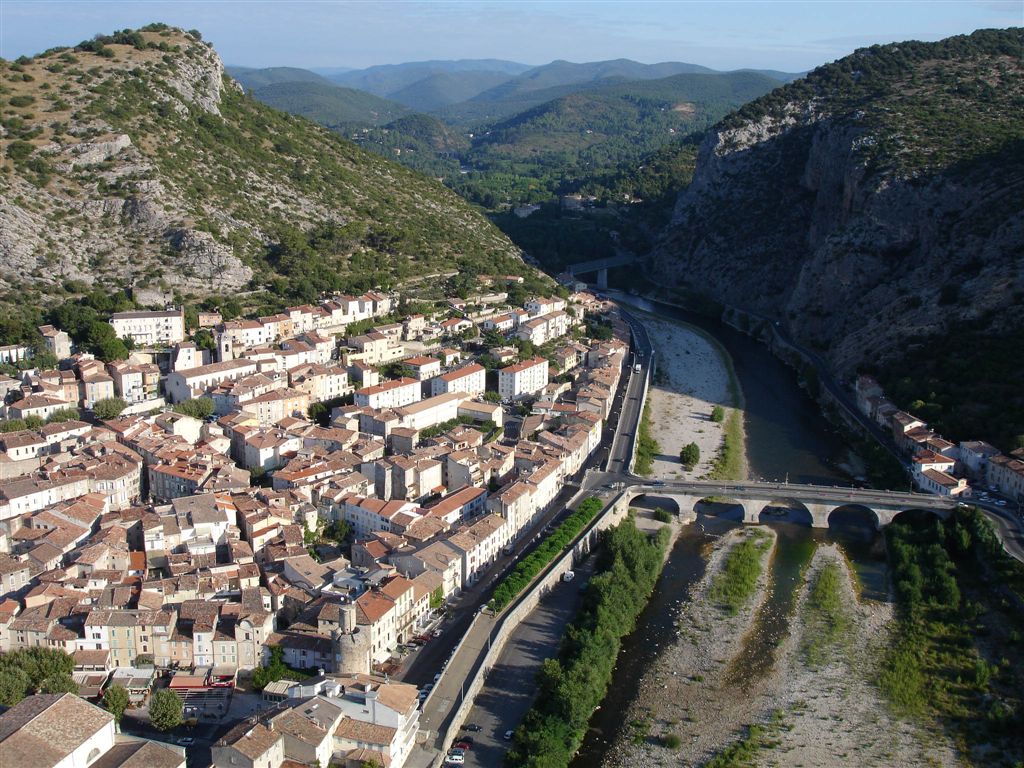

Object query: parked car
[177,737,195,747]
[434,673,442,683]
[464,723,482,732]
[562,570,575,583]
[504,729,515,741]
[455,741,472,751]
[445,755,465,765]
[433,628,444,638]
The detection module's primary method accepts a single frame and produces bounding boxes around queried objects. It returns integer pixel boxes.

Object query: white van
[562,570,575,583]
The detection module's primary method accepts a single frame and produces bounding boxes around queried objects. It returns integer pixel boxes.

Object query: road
[453,557,596,766]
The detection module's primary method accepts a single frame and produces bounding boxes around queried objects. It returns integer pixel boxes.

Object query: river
[570,296,889,766]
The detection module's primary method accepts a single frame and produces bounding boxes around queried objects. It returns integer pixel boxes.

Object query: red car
[455,741,472,751]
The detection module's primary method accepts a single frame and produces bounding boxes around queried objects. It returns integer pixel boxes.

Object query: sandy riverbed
[640,313,748,481]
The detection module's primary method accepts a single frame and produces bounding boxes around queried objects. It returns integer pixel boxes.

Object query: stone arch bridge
[610,478,959,530]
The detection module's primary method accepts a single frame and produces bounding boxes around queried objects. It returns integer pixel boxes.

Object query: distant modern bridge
[567,253,638,288]
[591,476,960,529]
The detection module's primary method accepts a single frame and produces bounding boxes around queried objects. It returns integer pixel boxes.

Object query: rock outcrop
[0,26,521,302]
[652,29,1024,376]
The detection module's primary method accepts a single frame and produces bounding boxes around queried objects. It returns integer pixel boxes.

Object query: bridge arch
[757,498,814,527]
[885,507,952,528]
[693,496,746,523]
[827,504,880,531]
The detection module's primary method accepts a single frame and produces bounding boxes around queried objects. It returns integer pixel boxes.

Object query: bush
[653,508,673,523]
[710,531,771,615]
[679,442,700,470]
[711,405,725,423]
[662,733,682,749]
[93,396,127,420]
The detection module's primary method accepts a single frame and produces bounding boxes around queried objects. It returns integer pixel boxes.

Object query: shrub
[662,733,682,749]
[653,508,673,523]
[679,442,700,470]
[711,405,725,422]
[710,532,771,615]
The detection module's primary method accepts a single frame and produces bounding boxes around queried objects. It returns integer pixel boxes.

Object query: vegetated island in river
[599,527,961,768]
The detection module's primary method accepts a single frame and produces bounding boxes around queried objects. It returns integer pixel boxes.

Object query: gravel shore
[601,525,777,767]
[640,314,747,482]
[599,533,960,768]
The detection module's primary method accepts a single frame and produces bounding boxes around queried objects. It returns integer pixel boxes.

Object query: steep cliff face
[0,26,521,303]
[653,29,1023,376]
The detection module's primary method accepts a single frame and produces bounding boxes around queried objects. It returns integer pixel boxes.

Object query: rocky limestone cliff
[652,29,1023,376]
[0,26,521,303]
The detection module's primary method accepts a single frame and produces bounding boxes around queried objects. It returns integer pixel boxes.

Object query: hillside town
[0,278,628,768]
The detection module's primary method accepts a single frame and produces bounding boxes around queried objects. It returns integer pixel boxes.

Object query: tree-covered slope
[0,25,524,306]
[652,28,1024,445]
[329,59,531,96]
[466,71,781,176]
[227,65,334,89]
[249,81,411,126]
[387,70,518,111]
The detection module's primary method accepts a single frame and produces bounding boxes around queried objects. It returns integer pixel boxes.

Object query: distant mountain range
[230,57,800,119]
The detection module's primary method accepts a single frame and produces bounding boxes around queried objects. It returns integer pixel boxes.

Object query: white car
[445,756,465,765]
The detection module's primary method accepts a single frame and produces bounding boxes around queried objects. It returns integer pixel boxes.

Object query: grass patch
[803,560,853,666]
[634,399,659,476]
[707,407,745,480]
[710,531,772,615]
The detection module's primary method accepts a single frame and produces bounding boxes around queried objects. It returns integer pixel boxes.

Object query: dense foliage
[879,509,1024,764]
[506,516,671,766]
[634,401,659,476]
[875,324,1024,452]
[0,648,77,706]
[488,497,604,612]
[803,560,853,666]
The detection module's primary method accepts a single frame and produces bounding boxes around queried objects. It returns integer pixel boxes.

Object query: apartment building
[354,377,421,410]
[431,363,486,397]
[165,359,260,403]
[498,357,549,400]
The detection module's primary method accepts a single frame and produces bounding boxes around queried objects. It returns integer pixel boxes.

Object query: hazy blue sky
[2,1,1020,71]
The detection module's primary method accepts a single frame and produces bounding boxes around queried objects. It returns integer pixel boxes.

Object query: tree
[0,648,76,705]
[173,398,215,419]
[149,689,182,731]
[482,390,502,403]
[323,520,351,545]
[45,408,80,424]
[680,442,700,470]
[711,406,725,423]
[429,586,444,609]
[103,684,129,724]
[93,397,127,420]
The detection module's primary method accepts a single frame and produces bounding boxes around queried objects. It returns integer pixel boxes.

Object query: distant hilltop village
[0,275,627,768]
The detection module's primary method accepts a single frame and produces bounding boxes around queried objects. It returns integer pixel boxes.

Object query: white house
[109,309,185,348]
[354,377,422,410]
